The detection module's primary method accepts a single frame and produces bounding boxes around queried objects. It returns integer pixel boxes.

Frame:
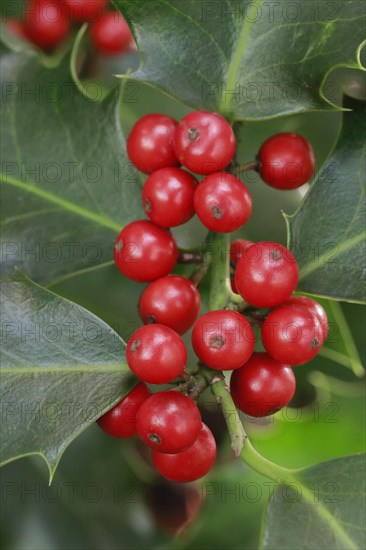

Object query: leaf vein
[0,173,121,232]
[157,0,228,63]
[299,231,366,280]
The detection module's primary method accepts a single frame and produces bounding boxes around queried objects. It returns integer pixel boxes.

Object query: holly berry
[114,220,177,282]
[97,382,151,438]
[142,168,197,227]
[230,239,254,266]
[230,353,296,417]
[126,325,187,384]
[127,114,179,174]
[257,133,315,189]
[281,296,329,340]
[25,0,70,51]
[138,275,201,335]
[262,305,324,365]
[173,111,235,174]
[191,310,255,371]
[90,11,133,55]
[194,173,252,233]
[5,19,27,39]
[234,242,299,308]
[230,240,253,294]
[136,391,201,453]
[62,0,107,23]
[152,423,216,482]
[230,276,239,294]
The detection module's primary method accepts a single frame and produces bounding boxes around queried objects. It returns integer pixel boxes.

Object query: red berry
[230,353,296,417]
[126,325,187,384]
[5,19,27,39]
[136,391,201,453]
[194,173,252,233]
[230,240,254,296]
[90,11,133,55]
[257,133,315,189]
[262,306,324,365]
[230,239,254,266]
[139,275,201,335]
[127,114,179,174]
[235,242,299,308]
[62,0,107,23]
[114,220,177,282]
[152,423,216,482]
[174,111,235,174]
[97,382,151,438]
[281,296,328,341]
[25,0,70,51]
[191,310,255,371]
[142,168,197,227]
[230,275,239,294]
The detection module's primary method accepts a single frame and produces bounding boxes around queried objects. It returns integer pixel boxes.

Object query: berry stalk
[205,231,232,310]
[228,161,258,175]
[210,375,246,457]
[200,231,249,455]
[208,370,294,481]
[212,375,294,482]
[240,437,295,483]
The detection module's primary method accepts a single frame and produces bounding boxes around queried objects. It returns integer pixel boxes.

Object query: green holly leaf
[285,97,366,303]
[317,298,364,377]
[0,270,133,481]
[261,454,366,549]
[114,0,365,120]
[0,49,143,285]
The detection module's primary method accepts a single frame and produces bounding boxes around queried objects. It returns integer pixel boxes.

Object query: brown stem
[171,368,210,400]
[189,263,209,287]
[178,251,203,264]
[244,312,266,327]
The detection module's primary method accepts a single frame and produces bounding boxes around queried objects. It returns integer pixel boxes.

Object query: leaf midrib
[0,173,121,232]
[221,0,265,116]
[299,481,358,549]
[261,469,361,550]
[299,230,366,280]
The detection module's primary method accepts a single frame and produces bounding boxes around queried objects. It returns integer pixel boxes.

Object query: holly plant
[0,1,365,549]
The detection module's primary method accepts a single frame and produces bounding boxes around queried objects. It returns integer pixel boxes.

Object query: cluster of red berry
[98,386,216,483]
[229,238,328,416]
[5,0,135,55]
[98,109,327,482]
